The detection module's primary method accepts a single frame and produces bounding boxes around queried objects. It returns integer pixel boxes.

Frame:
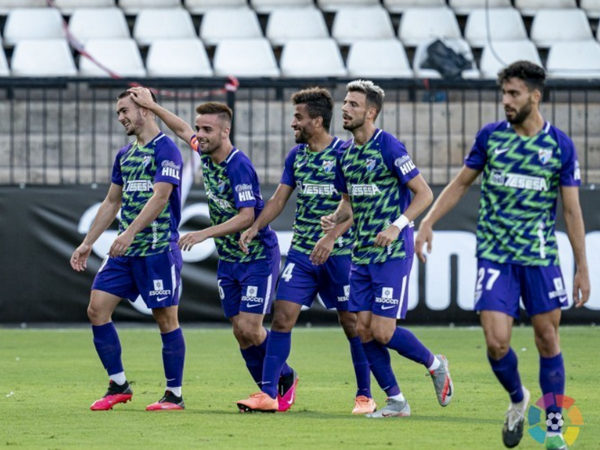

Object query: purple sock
[362,340,400,397]
[385,327,435,368]
[257,329,293,377]
[161,328,185,388]
[92,322,124,376]
[240,345,264,386]
[349,336,371,398]
[261,330,291,399]
[540,353,565,432]
[488,348,524,403]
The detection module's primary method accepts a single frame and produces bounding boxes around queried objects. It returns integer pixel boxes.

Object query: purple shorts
[217,249,281,318]
[276,249,351,311]
[349,256,413,319]
[474,258,569,318]
[92,249,183,309]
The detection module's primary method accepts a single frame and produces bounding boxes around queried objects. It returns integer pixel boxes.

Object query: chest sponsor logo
[322,160,335,173]
[149,279,171,297]
[366,158,377,172]
[489,170,548,192]
[538,148,553,165]
[207,189,234,210]
[161,160,181,179]
[348,184,381,196]
[242,285,264,305]
[125,180,153,192]
[301,183,337,196]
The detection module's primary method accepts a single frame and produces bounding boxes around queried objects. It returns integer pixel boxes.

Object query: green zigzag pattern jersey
[112,133,182,257]
[280,138,353,256]
[465,120,581,266]
[335,129,419,265]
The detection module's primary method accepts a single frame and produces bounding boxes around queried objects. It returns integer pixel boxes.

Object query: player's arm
[239,183,294,254]
[179,207,254,251]
[311,212,353,266]
[415,166,481,262]
[560,185,590,307]
[70,183,122,271]
[321,193,353,232]
[109,182,174,257]
[128,87,195,144]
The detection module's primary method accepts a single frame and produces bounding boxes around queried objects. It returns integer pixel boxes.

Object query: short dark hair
[117,89,157,103]
[346,79,385,119]
[195,102,233,123]
[497,61,546,93]
[291,87,334,131]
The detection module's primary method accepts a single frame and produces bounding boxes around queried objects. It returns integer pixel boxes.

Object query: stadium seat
[515,0,577,16]
[413,38,480,79]
[346,39,413,78]
[546,40,600,78]
[479,40,542,79]
[147,38,213,77]
[251,0,314,14]
[11,39,78,76]
[317,0,380,12]
[184,0,247,14]
[266,8,328,46]
[531,9,592,48]
[3,8,64,46]
[79,39,146,78]
[399,7,462,47]
[449,0,511,15]
[581,0,600,18]
[200,8,263,46]
[465,8,527,48]
[332,6,395,45]
[0,0,46,15]
[0,47,9,77]
[120,0,181,14]
[280,38,347,77]
[54,0,115,14]
[213,38,280,77]
[383,0,446,14]
[68,8,130,44]
[133,9,196,46]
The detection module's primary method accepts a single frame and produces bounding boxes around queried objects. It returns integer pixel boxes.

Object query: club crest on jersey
[142,155,152,168]
[322,160,335,173]
[538,148,552,165]
[366,158,377,172]
[217,179,226,193]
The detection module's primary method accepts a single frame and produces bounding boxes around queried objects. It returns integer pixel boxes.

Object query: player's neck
[135,124,161,147]
[306,132,334,153]
[210,141,234,165]
[352,123,376,146]
[512,111,545,137]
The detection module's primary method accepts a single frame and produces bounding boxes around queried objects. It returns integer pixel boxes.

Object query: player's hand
[178,230,207,251]
[321,214,338,233]
[70,243,92,272]
[128,86,154,108]
[310,234,335,266]
[374,224,401,247]
[415,223,433,263]
[573,268,590,308]
[109,231,134,257]
[239,227,258,254]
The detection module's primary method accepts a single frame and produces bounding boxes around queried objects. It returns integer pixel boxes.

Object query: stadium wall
[1,185,599,325]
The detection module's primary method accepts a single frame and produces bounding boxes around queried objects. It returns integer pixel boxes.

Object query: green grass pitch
[1,326,598,450]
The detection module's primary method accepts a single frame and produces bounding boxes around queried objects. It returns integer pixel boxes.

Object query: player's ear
[314,115,324,129]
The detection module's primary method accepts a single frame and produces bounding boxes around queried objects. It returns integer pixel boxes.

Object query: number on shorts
[281,263,295,282]
[217,279,225,300]
[476,267,501,292]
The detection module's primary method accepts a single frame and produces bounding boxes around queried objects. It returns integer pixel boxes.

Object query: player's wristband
[392,214,409,231]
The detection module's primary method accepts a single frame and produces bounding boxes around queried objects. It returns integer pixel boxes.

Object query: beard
[342,115,364,131]
[294,128,310,144]
[505,101,532,125]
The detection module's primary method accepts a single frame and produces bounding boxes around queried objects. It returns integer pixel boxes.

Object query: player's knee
[238,321,263,345]
[371,327,393,345]
[534,328,560,356]
[486,340,510,359]
[87,304,107,324]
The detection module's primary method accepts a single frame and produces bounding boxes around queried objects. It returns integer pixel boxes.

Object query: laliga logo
[527,394,583,446]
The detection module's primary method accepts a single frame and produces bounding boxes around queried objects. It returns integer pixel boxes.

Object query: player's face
[502,78,535,125]
[341,91,369,131]
[291,103,316,144]
[195,114,229,155]
[116,96,143,136]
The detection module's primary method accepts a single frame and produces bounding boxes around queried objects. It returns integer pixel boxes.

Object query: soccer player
[70,91,186,411]
[128,88,297,408]
[322,80,454,418]
[415,61,590,450]
[235,87,375,414]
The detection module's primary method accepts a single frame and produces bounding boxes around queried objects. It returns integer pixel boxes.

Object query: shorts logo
[375,287,398,306]
[338,284,350,303]
[366,158,377,172]
[149,279,171,297]
[322,160,335,173]
[242,285,264,304]
[549,277,567,300]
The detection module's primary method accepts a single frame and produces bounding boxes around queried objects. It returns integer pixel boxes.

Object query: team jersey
[335,129,419,265]
[112,132,182,257]
[465,120,581,266]
[190,136,278,263]
[280,137,353,256]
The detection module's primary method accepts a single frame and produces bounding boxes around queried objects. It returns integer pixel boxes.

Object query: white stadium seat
[11,39,77,76]
[531,9,592,48]
[332,6,395,45]
[184,0,247,14]
[479,40,542,79]
[280,38,347,77]
[79,39,146,78]
[413,38,480,79]
[0,47,10,77]
[120,0,182,15]
[213,38,280,77]
[515,0,577,16]
[317,0,380,12]
[266,8,328,46]
[68,8,130,44]
[383,0,446,14]
[133,9,196,46]
[581,0,600,18]
[465,8,527,48]
[147,38,213,77]
[251,0,314,14]
[200,8,263,46]
[346,39,413,78]
[53,0,115,14]
[399,7,462,47]
[3,8,64,46]
[546,40,600,79]
[0,0,46,15]
[449,0,511,15]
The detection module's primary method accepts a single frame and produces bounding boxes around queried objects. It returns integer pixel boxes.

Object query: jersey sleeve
[280,147,297,187]
[557,133,581,187]
[111,147,126,185]
[381,133,419,185]
[334,146,348,194]
[464,127,489,171]
[154,137,183,186]
[229,156,258,209]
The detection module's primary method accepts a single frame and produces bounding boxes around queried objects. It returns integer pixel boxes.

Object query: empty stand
[79,39,146,77]
[581,0,600,18]
[146,38,213,77]
[383,0,446,14]
[399,7,462,47]
[3,8,64,46]
[450,0,511,15]
[413,38,479,79]
[213,38,280,77]
[531,9,592,47]
[200,8,263,46]
[133,9,196,46]
[0,0,46,15]
[479,40,542,79]
[68,8,130,44]
[515,0,577,16]
[317,0,380,12]
[266,8,328,46]
[332,6,395,45]
[54,0,115,14]
[184,0,248,14]
[280,38,347,77]
[546,40,600,78]
[465,8,527,48]
[11,39,77,76]
[346,39,413,78]
[120,0,182,14]
[251,0,314,14]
